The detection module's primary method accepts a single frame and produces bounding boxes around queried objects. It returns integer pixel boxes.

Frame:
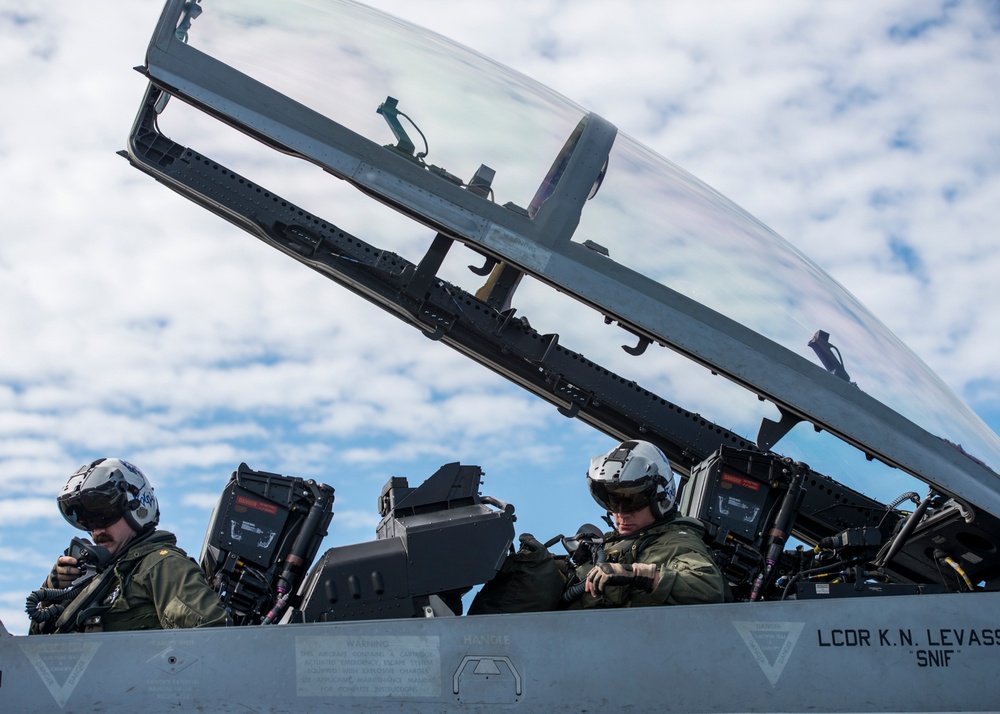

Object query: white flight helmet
[587,440,677,519]
[58,458,160,533]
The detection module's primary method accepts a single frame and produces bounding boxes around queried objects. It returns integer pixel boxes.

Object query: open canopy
[129,0,1000,518]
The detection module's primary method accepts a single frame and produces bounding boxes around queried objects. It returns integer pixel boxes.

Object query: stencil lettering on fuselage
[734,621,804,687]
[19,639,101,709]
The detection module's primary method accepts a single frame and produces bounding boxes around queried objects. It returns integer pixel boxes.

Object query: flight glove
[585,562,658,596]
[49,556,82,589]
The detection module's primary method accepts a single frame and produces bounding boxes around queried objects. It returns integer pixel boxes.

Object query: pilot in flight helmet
[587,440,677,519]
[58,458,160,533]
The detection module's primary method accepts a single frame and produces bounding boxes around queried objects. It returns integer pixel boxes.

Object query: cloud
[179,491,225,511]
[328,509,381,533]
[0,498,58,526]
[0,0,997,636]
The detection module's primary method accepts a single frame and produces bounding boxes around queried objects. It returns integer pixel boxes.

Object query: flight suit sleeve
[633,529,726,606]
[137,551,229,628]
[571,522,727,608]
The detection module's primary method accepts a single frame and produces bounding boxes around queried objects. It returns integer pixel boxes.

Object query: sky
[1,0,999,634]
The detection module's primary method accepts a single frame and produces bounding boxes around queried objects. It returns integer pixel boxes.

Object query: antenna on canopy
[808,330,852,383]
[377,96,420,158]
[174,1,203,43]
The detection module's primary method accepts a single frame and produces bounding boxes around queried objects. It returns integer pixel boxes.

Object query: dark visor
[589,478,656,514]
[58,481,128,530]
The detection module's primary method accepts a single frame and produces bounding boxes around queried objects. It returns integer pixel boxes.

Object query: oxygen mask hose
[562,536,607,603]
[25,537,113,627]
[25,586,80,625]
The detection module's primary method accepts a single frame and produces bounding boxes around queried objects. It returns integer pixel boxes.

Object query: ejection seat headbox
[298,462,515,622]
[200,463,334,625]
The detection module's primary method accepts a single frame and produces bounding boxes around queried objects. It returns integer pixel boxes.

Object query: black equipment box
[681,447,785,546]
[201,463,334,624]
[298,462,515,622]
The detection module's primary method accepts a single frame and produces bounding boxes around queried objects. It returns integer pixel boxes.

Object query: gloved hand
[585,562,658,596]
[48,556,81,589]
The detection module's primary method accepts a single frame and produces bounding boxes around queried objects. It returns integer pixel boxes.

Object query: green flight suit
[574,515,726,608]
[31,530,228,633]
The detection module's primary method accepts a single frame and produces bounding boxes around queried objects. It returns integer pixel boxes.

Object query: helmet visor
[589,477,657,514]
[58,481,128,530]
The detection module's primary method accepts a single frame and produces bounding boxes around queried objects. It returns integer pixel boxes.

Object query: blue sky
[1,0,999,634]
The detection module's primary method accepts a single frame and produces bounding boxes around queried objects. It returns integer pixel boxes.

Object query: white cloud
[179,491,226,511]
[328,509,381,532]
[0,498,57,526]
[0,0,997,634]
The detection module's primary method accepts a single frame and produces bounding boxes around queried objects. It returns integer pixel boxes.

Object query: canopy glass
[163,0,999,487]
